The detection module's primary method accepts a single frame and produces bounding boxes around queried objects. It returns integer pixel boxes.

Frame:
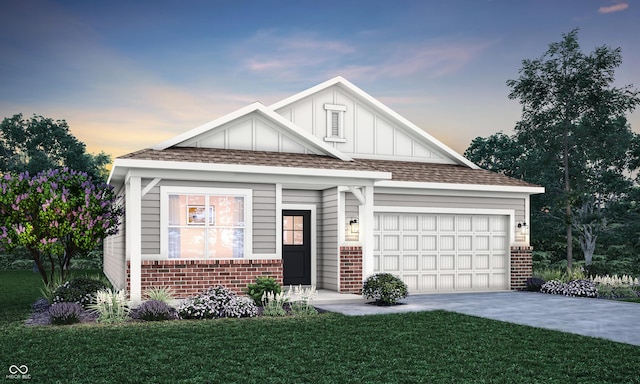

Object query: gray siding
[141,179,276,255]
[104,191,126,290]
[320,188,338,290]
[344,192,360,242]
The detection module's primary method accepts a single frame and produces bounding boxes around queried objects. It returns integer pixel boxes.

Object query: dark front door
[282,210,311,285]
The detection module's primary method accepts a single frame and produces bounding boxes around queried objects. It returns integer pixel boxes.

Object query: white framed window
[323,103,347,142]
[160,187,252,259]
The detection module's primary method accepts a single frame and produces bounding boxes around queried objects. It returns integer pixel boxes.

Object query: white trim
[361,185,376,280]
[150,102,352,162]
[126,175,142,303]
[349,186,366,205]
[282,204,317,287]
[141,178,161,197]
[375,180,545,194]
[111,158,391,182]
[269,76,479,169]
[159,186,253,260]
[275,184,283,259]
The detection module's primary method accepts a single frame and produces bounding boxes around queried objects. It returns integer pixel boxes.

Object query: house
[104,76,544,302]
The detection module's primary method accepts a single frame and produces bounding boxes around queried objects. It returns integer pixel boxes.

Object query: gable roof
[151,101,352,161]
[118,147,540,190]
[269,76,479,169]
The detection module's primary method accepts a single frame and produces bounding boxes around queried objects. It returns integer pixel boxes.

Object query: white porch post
[126,174,142,303]
[361,184,375,278]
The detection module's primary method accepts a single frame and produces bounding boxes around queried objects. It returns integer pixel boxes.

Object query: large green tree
[0,114,111,182]
[505,29,639,270]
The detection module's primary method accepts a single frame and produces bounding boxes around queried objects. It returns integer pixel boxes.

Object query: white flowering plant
[87,288,130,323]
[261,290,289,317]
[177,286,257,319]
[287,285,318,316]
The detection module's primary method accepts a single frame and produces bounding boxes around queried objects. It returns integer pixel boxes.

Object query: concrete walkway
[315,291,640,346]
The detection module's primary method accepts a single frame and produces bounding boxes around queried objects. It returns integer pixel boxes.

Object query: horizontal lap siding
[321,188,338,291]
[104,191,126,289]
[345,193,359,242]
[141,180,276,256]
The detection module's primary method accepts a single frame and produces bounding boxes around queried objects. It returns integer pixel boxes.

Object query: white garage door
[373,213,510,292]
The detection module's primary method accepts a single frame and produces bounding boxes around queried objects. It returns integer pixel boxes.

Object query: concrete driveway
[314,291,640,346]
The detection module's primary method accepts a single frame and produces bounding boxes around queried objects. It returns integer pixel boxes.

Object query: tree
[0,114,111,182]
[572,197,607,266]
[505,28,640,270]
[0,169,123,285]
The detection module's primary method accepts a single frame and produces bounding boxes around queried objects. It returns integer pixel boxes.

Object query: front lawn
[1,270,638,383]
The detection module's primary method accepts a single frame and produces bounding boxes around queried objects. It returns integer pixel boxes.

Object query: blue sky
[1,0,638,158]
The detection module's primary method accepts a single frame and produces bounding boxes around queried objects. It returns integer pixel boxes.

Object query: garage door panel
[440,235,455,251]
[382,255,400,271]
[403,235,418,251]
[458,254,472,270]
[441,254,455,270]
[383,235,399,251]
[422,255,437,270]
[458,274,472,289]
[403,254,419,271]
[374,212,510,293]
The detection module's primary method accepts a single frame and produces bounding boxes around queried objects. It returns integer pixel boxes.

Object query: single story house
[104,76,544,302]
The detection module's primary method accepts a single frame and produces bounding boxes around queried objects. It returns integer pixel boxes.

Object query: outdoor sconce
[517,222,528,235]
[349,219,359,233]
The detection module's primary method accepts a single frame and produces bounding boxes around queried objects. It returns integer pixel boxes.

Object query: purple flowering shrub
[49,302,84,325]
[540,279,597,298]
[0,168,123,285]
[131,300,178,321]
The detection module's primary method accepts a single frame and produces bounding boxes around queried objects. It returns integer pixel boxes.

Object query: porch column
[126,174,142,303]
[361,184,375,279]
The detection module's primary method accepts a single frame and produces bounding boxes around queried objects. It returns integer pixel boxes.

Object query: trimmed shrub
[49,302,84,325]
[525,277,545,292]
[224,297,258,318]
[131,300,177,321]
[564,279,597,298]
[177,286,236,320]
[540,280,565,295]
[245,276,281,306]
[362,273,408,306]
[53,277,108,308]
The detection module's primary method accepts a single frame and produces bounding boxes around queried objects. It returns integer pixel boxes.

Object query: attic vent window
[324,104,347,143]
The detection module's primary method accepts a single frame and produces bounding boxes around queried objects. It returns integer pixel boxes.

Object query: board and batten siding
[274,85,453,163]
[103,190,126,290]
[374,193,526,243]
[140,179,276,256]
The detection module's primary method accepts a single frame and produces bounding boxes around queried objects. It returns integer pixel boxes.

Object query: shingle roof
[120,147,538,188]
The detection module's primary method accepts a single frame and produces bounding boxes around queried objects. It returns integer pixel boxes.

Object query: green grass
[621,297,640,303]
[1,271,639,383]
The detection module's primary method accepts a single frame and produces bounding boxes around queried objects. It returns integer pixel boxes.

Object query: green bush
[53,277,108,308]
[362,273,408,306]
[245,276,281,306]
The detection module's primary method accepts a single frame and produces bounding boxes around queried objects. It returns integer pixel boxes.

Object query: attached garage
[373,212,511,293]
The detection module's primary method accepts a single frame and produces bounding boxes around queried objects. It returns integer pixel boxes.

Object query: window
[161,187,252,259]
[323,104,347,142]
[283,215,304,245]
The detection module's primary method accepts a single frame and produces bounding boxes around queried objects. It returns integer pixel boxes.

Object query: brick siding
[126,259,283,298]
[510,246,533,290]
[340,246,363,293]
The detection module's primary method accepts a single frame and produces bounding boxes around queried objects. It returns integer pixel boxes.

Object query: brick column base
[510,246,533,290]
[340,246,363,294]
[126,259,283,298]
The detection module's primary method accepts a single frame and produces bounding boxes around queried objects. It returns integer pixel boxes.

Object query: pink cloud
[598,2,629,13]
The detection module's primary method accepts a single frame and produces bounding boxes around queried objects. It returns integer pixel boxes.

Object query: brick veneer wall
[340,246,363,293]
[510,246,533,290]
[126,259,283,298]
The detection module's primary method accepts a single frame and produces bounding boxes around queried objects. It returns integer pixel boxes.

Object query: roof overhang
[374,180,545,195]
[108,158,392,189]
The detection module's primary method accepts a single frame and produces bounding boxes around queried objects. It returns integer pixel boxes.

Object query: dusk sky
[1,0,638,159]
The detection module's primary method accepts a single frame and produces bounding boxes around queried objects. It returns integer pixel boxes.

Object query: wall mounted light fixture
[349,219,359,233]
[517,222,528,235]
